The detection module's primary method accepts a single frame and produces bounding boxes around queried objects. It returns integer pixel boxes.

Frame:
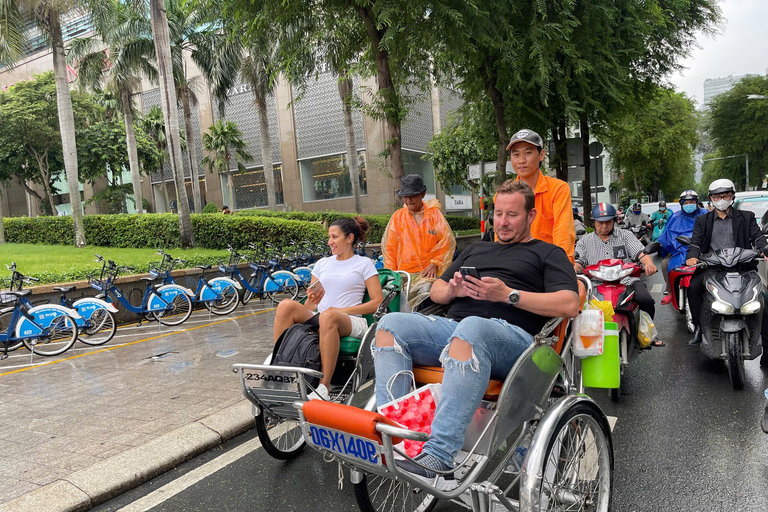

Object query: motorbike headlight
[712,300,735,315]
[598,265,630,282]
[741,300,762,315]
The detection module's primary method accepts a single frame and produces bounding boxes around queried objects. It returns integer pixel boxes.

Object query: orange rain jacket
[382,199,456,276]
[495,170,575,263]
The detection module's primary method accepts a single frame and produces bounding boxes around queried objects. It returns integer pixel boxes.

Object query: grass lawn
[0,244,230,286]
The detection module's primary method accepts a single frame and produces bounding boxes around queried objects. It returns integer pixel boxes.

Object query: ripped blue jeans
[374,313,534,466]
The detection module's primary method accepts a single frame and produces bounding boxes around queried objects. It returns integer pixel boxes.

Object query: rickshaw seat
[413,366,503,400]
[338,269,402,356]
[302,400,404,444]
[412,280,587,399]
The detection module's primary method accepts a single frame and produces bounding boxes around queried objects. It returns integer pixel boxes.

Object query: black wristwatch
[507,289,520,306]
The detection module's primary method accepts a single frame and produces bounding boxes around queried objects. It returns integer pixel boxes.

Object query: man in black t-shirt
[373,180,579,489]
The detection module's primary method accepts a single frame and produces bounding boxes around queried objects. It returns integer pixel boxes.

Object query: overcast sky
[667,0,768,108]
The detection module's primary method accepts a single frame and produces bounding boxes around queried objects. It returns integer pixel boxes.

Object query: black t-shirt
[439,240,578,335]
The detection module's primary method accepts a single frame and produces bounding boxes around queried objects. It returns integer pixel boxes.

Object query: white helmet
[708,179,735,197]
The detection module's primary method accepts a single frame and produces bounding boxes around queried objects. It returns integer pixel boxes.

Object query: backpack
[271,320,321,387]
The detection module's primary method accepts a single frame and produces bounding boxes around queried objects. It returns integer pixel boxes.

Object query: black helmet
[679,190,698,202]
[659,201,666,208]
[592,203,617,221]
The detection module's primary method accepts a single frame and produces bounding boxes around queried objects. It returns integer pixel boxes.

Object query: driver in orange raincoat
[382,174,456,307]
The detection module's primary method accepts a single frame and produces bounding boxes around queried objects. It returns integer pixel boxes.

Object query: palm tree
[140,105,173,209]
[69,0,157,215]
[148,0,193,246]
[200,119,253,210]
[2,0,87,245]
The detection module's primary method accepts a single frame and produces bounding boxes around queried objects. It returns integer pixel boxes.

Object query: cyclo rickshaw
[235,275,613,511]
[234,268,410,459]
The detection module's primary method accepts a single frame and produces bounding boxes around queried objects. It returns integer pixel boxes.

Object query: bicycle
[55,285,119,346]
[151,250,240,316]
[90,255,193,326]
[0,264,79,358]
[220,246,300,305]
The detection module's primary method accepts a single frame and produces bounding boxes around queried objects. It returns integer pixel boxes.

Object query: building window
[300,151,367,202]
[221,165,284,210]
[403,150,435,195]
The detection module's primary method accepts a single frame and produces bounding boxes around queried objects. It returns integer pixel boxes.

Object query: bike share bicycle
[151,250,240,315]
[237,276,614,511]
[0,263,80,358]
[234,268,410,460]
[220,245,300,305]
[89,255,193,326]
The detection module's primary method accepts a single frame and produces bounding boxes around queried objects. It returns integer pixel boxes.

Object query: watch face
[508,291,519,305]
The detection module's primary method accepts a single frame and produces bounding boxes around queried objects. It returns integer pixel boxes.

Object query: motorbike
[678,236,765,389]
[624,221,652,246]
[581,241,659,401]
[667,245,697,334]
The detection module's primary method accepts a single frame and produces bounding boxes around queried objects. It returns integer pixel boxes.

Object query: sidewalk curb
[0,401,254,512]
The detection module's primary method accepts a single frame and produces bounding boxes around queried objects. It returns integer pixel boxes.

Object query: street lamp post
[702,154,749,190]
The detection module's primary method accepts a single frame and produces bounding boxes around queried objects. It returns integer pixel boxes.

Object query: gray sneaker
[761,405,768,434]
[395,452,457,490]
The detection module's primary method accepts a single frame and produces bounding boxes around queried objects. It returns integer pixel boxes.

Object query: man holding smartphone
[372,180,579,489]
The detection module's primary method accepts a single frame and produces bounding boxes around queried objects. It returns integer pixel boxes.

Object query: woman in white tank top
[272,217,383,399]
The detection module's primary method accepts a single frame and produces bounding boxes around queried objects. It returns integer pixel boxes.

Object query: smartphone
[460,267,481,280]
[307,280,324,292]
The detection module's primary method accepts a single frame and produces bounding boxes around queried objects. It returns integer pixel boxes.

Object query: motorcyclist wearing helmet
[575,203,659,337]
[686,179,768,360]
[624,202,650,231]
[658,190,708,304]
[650,201,672,242]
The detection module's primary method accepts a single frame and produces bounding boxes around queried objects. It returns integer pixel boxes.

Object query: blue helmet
[592,203,617,221]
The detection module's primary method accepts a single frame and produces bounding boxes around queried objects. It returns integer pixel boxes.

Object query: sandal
[661,295,673,305]
[651,339,666,347]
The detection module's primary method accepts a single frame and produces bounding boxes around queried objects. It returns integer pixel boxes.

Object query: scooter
[581,242,659,401]
[678,236,765,390]
[667,255,697,333]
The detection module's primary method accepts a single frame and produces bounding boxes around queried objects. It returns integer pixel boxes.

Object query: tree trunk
[339,75,362,213]
[48,10,86,245]
[356,5,403,208]
[227,172,236,210]
[0,186,5,243]
[150,0,193,247]
[580,118,592,227]
[31,151,56,215]
[181,87,202,213]
[484,69,508,182]
[121,86,143,214]
[254,94,277,210]
[553,121,568,182]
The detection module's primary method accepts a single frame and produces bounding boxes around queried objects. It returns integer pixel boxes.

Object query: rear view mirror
[676,235,691,246]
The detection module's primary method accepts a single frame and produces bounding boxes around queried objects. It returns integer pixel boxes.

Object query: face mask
[659,208,666,212]
[712,199,732,211]
[633,209,640,215]
[682,204,697,214]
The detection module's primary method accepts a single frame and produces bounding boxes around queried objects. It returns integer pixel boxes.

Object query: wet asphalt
[93,260,768,512]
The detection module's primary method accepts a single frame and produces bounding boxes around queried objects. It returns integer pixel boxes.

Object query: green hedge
[234,210,479,243]
[4,209,479,248]
[4,214,327,250]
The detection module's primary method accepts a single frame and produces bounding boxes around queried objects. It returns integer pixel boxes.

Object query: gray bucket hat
[397,174,427,196]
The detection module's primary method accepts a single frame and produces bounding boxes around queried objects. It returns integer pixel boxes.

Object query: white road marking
[117,435,263,512]
[651,284,663,294]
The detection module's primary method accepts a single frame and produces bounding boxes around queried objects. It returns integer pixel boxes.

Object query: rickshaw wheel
[254,410,306,460]
[354,473,438,512]
[530,403,613,511]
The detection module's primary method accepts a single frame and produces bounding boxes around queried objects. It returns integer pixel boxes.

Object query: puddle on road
[147,351,179,360]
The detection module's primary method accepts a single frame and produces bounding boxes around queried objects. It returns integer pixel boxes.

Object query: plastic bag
[638,311,658,348]
[573,309,605,357]
[378,371,441,458]
[589,299,615,323]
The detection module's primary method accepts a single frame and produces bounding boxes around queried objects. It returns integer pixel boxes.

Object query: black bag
[271,317,321,387]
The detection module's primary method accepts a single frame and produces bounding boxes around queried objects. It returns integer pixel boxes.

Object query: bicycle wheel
[23,315,77,356]
[266,271,300,303]
[0,308,23,352]
[354,473,438,512]
[153,293,193,326]
[242,276,259,305]
[526,403,613,511]
[78,309,117,346]
[205,284,239,315]
[254,409,306,460]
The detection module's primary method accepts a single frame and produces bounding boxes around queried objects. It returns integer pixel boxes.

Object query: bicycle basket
[0,291,15,304]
